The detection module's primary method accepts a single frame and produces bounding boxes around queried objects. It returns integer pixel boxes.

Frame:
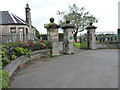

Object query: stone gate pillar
[61,20,75,54]
[85,23,97,50]
[118,29,120,48]
[44,18,60,56]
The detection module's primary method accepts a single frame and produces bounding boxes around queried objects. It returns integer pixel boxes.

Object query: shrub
[25,40,49,51]
[14,47,30,57]
[2,42,26,49]
[1,40,49,67]
[1,43,30,67]
[0,47,11,67]
[0,70,9,89]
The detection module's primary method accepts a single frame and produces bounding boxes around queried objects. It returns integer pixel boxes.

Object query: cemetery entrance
[79,33,88,49]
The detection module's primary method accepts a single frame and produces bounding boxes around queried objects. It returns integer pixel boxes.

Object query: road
[10,49,118,88]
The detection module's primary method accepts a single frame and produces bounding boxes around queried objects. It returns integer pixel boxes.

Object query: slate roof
[0,11,29,25]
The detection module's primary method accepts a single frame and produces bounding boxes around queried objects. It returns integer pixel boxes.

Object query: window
[26,28,28,40]
[33,30,35,35]
[10,28,16,42]
[26,28,28,34]
[19,28,24,41]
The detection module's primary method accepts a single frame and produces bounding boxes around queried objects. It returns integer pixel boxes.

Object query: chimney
[25,3,32,26]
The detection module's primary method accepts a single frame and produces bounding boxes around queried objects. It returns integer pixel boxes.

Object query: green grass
[74,42,88,49]
[74,43,80,48]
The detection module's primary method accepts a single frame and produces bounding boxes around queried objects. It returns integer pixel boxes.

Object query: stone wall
[96,42,119,49]
[3,49,51,77]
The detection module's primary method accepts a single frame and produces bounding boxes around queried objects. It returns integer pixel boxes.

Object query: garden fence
[0,33,35,44]
[0,33,64,44]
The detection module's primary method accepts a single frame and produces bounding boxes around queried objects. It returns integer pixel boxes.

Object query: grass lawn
[74,42,88,49]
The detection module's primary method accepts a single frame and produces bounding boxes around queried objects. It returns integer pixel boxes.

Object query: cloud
[118,1,120,28]
[0,0,119,33]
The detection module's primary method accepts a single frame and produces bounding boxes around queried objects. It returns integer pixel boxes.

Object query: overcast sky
[0,0,119,34]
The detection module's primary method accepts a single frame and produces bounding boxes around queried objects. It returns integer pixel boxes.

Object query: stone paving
[10,49,118,88]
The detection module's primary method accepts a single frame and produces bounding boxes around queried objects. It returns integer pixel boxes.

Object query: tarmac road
[10,49,118,88]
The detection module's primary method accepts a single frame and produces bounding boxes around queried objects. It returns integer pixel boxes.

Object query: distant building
[0,4,36,44]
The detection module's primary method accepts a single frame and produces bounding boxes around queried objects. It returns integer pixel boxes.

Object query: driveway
[10,49,118,88]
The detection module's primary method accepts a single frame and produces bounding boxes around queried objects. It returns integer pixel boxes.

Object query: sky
[119,1,120,28]
[0,0,119,34]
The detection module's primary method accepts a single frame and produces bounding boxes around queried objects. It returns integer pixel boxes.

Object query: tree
[35,29,40,39]
[57,4,98,42]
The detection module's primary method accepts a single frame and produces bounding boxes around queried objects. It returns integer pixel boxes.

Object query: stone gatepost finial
[61,20,75,54]
[50,17,54,23]
[90,22,93,25]
[66,19,70,24]
[86,22,97,30]
[44,17,60,56]
[85,22,97,50]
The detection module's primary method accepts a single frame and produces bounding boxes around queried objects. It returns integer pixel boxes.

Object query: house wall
[0,25,35,44]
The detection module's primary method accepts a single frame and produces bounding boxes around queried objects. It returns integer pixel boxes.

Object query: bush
[2,42,26,49]
[25,40,49,51]
[1,43,30,67]
[1,40,49,67]
[0,47,11,67]
[14,47,30,57]
[0,70,9,89]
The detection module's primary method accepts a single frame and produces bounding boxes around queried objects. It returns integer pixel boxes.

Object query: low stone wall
[3,49,51,77]
[96,42,119,49]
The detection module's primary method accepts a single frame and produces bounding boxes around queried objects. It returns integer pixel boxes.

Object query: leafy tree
[35,29,40,39]
[57,4,98,42]
[35,29,40,36]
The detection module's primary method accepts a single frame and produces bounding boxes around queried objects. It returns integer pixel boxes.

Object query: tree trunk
[74,32,77,43]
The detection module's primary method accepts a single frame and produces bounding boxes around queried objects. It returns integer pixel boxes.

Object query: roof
[0,11,29,25]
